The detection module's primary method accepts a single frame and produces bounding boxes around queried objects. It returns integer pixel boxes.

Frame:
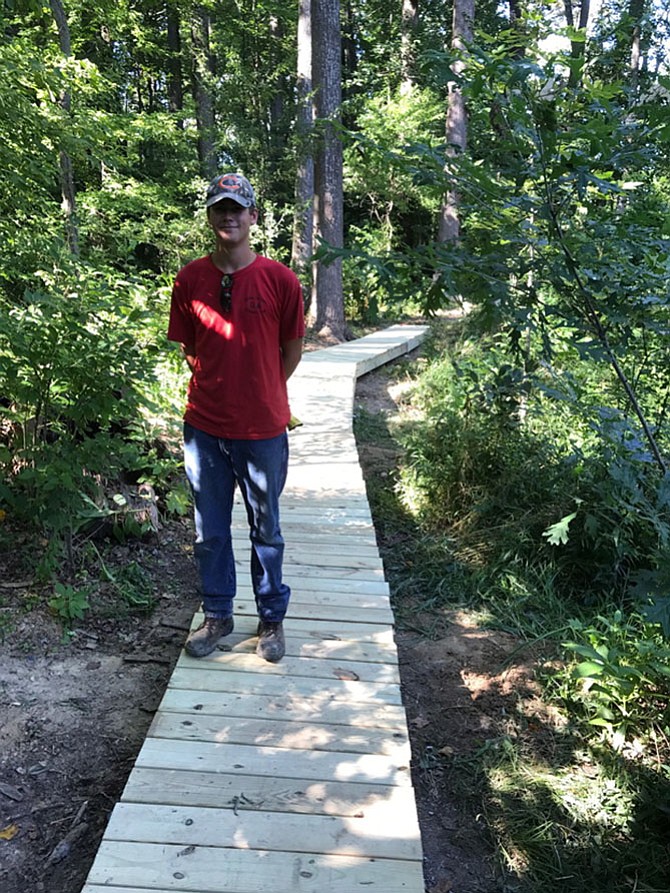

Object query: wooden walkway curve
[82,324,430,893]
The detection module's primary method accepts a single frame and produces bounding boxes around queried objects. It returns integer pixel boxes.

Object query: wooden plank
[275,556,386,574]
[86,841,425,892]
[135,738,412,787]
[279,505,373,520]
[272,589,392,609]
[229,577,390,597]
[167,667,403,705]
[285,577,389,595]
[260,556,387,575]
[122,768,417,817]
[269,514,375,529]
[287,453,361,466]
[183,631,398,663]
[286,462,367,480]
[187,616,395,645]
[148,713,410,758]
[235,549,385,571]
[230,597,394,626]
[234,535,381,555]
[204,616,395,641]
[104,802,422,861]
[175,651,400,684]
[282,492,371,506]
[155,690,408,729]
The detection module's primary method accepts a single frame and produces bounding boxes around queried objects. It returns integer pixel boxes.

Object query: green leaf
[574,660,605,678]
[542,511,578,546]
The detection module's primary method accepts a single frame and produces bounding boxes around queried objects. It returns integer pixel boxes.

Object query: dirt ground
[0,352,543,893]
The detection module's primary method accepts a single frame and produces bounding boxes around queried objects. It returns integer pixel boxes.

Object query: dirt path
[0,355,534,893]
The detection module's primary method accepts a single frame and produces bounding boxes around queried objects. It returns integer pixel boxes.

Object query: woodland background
[2,0,670,890]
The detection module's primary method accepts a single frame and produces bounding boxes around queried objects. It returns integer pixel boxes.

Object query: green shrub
[559,611,670,744]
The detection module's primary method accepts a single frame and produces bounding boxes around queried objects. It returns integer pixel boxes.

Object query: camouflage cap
[206,173,256,209]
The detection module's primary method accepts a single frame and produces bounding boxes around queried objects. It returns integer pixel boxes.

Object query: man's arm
[281,338,303,381]
[181,343,197,371]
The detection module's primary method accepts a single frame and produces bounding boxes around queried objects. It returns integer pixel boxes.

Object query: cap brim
[206,193,253,209]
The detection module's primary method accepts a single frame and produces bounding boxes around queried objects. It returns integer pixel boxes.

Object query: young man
[167,173,304,662]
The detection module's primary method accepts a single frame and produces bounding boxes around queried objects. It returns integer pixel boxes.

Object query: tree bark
[191,7,216,178]
[564,0,590,87]
[49,0,78,255]
[342,0,358,84]
[437,0,474,244]
[628,0,646,90]
[291,0,315,312]
[508,0,526,58]
[312,0,348,340]
[166,3,183,116]
[400,0,419,94]
[269,15,286,163]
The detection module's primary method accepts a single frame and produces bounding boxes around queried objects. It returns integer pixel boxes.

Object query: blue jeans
[183,422,290,623]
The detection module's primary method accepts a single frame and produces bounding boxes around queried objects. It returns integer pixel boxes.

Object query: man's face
[208,199,258,246]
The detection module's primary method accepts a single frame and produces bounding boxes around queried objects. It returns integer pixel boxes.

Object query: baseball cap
[206,173,256,209]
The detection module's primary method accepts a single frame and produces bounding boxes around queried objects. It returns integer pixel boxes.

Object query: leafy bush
[559,611,670,744]
[0,260,183,549]
[395,332,670,620]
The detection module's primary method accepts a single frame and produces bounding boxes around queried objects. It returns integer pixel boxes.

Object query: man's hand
[181,343,197,371]
[281,338,303,381]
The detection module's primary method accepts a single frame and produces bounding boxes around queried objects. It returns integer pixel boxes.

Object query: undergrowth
[354,319,670,893]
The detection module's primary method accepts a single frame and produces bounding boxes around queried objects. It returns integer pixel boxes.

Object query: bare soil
[0,344,546,893]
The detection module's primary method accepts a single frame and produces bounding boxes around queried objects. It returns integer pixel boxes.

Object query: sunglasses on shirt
[220,274,233,314]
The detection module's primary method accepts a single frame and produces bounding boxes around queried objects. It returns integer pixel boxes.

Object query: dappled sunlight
[191,298,234,340]
[331,751,410,785]
[232,827,251,849]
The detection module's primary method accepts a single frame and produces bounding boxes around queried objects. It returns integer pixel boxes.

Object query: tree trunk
[269,15,286,164]
[191,7,216,178]
[400,0,419,94]
[166,3,183,116]
[508,0,525,58]
[49,0,78,255]
[341,0,358,127]
[564,0,590,87]
[628,0,645,90]
[312,0,348,340]
[437,0,474,244]
[291,0,315,312]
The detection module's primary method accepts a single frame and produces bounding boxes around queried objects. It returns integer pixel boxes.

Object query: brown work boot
[185,615,234,657]
[256,620,285,663]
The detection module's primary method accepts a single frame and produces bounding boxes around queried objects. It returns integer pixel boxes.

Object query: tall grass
[355,321,670,893]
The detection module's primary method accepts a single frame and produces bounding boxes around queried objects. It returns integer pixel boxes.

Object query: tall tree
[400,0,419,94]
[191,5,216,178]
[49,0,79,254]
[564,0,591,87]
[312,0,347,339]
[268,13,287,163]
[628,0,646,89]
[166,2,184,115]
[291,0,314,309]
[437,0,474,244]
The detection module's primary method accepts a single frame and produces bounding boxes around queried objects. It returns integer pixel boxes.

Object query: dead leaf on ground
[410,715,431,729]
[0,782,24,802]
[0,823,19,841]
[333,668,359,681]
[428,880,453,893]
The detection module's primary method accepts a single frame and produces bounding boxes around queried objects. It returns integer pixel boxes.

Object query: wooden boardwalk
[82,324,429,893]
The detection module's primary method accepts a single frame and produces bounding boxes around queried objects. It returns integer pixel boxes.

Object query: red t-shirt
[167,254,305,439]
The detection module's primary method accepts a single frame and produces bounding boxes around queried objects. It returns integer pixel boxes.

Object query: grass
[353,321,670,893]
